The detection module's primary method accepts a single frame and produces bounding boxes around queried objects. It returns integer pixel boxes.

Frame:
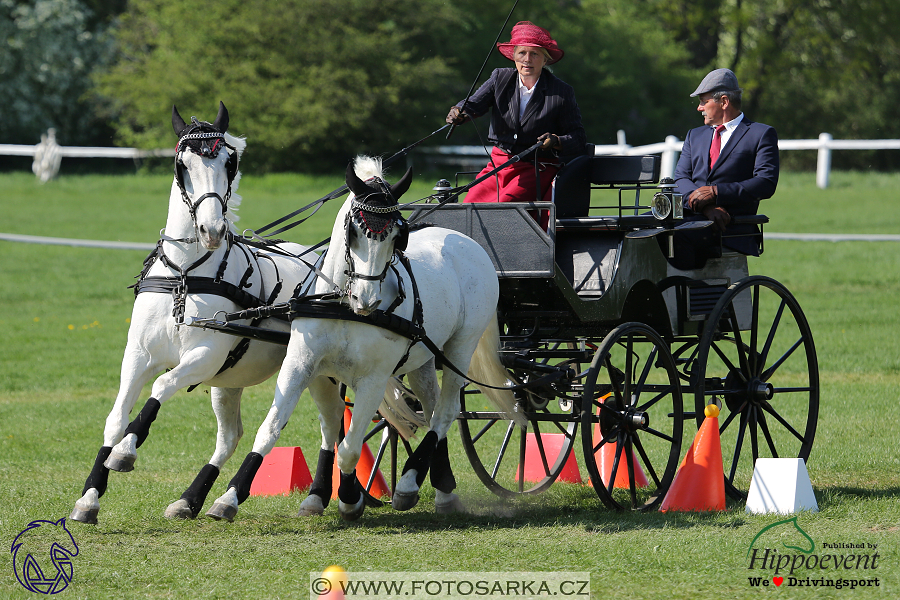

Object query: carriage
[193,146,818,514]
[71,105,817,526]
[400,150,819,511]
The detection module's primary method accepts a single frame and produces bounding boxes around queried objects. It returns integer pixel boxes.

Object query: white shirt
[717,112,744,149]
[518,75,539,121]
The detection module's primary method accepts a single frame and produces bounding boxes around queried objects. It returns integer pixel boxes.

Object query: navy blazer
[674,117,779,255]
[458,68,587,159]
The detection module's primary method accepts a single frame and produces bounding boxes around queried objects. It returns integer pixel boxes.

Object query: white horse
[206,156,523,522]
[70,102,330,524]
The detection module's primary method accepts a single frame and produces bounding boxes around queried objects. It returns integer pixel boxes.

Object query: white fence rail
[421,131,900,189]
[4,130,900,188]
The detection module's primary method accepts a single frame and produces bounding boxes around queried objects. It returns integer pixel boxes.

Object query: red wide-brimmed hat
[497,21,564,65]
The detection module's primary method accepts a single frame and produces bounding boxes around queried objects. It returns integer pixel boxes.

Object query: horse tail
[378,377,428,440]
[469,313,527,429]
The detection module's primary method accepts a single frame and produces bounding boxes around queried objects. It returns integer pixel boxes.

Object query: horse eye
[180,165,192,189]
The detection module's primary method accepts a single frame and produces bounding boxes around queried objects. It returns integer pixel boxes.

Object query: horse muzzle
[198,221,228,250]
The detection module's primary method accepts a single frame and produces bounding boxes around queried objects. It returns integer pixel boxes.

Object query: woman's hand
[446,106,470,125]
[537,132,560,150]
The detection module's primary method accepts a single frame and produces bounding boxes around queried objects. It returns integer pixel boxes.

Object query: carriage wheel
[356,417,413,507]
[458,342,583,497]
[581,323,683,511]
[693,276,819,500]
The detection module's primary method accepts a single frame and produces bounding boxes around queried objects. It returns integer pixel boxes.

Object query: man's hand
[702,205,731,232]
[446,106,469,125]
[537,132,560,150]
[688,185,717,212]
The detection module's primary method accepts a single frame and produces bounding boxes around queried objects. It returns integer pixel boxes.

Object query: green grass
[1,171,898,599]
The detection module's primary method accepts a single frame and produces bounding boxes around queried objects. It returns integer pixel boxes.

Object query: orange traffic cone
[515,432,582,484]
[596,434,649,489]
[249,446,313,497]
[317,565,347,600]
[659,404,726,512]
[331,406,391,500]
[591,395,648,489]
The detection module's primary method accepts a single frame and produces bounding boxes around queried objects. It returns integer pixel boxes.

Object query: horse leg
[206,354,312,522]
[165,387,243,519]
[395,353,469,513]
[106,347,224,473]
[334,378,388,521]
[298,377,344,517]
[70,348,156,524]
[392,364,441,511]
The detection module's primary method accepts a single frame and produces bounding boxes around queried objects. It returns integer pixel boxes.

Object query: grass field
[1,170,898,599]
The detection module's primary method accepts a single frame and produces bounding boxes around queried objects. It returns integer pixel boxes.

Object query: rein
[195,292,566,393]
[248,124,449,240]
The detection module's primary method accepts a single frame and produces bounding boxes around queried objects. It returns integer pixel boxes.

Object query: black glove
[702,205,731,232]
[446,106,470,125]
[537,132,560,150]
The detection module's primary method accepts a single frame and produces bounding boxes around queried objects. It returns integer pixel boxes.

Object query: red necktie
[709,124,726,167]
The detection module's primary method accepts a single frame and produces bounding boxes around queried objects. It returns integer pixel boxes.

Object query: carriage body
[407,153,818,510]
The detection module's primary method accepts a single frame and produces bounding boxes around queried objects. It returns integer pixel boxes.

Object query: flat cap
[690,68,740,97]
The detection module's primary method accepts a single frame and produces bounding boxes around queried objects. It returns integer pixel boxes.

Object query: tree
[94,0,469,172]
[0,0,115,145]
[648,0,900,169]
[93,0,704,170]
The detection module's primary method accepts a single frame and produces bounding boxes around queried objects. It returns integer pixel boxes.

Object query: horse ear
[345,161,369,197]
[390,166,413,200]
[213,101,229,133]
[172,105,187,137]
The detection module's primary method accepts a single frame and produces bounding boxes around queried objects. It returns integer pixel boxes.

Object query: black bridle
[342,176,407,298]
[174,119,239,233]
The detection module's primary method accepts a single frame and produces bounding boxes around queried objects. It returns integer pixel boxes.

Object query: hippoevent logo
[11,518,79,594]
[746,516,880,590]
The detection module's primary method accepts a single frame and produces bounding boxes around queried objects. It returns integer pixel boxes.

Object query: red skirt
[463,147,560,204]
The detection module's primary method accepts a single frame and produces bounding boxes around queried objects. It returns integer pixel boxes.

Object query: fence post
[816,132,832,189]
[661,135,680,180]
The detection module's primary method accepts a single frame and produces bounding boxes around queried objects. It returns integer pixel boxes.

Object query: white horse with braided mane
[69,102,334,524]
[206,155,523,522]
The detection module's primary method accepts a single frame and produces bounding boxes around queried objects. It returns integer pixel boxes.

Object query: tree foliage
[92,0,700,171]
[5,0,899,171]
[650,0,900,168]
[0,0,115,145]
[94,0,470,171]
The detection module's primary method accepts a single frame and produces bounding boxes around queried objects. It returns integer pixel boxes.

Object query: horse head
[170,101,240,250]
[342,156,413,315]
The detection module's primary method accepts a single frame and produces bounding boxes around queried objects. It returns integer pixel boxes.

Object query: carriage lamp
[651,177,682,221]
[432,179,454,203]
[650,192,672,220]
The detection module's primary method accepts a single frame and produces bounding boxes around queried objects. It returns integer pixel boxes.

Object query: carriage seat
[552,148,662,219]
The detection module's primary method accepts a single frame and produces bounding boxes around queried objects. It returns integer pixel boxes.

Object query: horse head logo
[747,515,815,557]
[11,518,79,594]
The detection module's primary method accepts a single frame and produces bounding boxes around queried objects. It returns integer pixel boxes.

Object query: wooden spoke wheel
[458,342,585,497]
[693,276,819,500]
[581,323,684,511]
